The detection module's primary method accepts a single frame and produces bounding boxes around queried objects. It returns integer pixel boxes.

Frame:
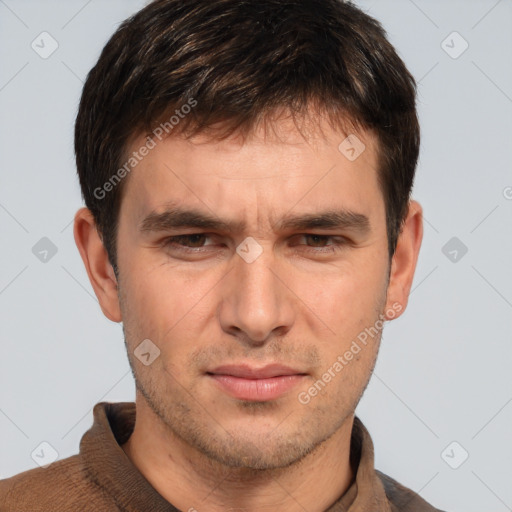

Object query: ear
[73,207,122,322]
[384,200,423,320]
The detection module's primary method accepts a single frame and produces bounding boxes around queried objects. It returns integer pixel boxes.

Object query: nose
[218,244,295,346]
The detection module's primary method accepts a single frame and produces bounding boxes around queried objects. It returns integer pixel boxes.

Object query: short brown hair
[75,0,419,272]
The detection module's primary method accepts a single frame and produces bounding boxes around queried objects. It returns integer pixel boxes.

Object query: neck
[122,395,355,512]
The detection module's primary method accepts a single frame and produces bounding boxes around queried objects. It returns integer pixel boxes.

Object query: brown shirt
[0,402,445,511]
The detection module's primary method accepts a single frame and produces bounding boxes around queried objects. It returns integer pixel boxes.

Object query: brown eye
[172,234,207,247]
[163,234,213,251]
[292,234,348,254]
[304,234,331,247]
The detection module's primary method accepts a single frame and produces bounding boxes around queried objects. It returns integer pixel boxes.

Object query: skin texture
[74,114,423,512]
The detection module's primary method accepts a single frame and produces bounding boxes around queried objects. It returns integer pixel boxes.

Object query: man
[0,0,446,510]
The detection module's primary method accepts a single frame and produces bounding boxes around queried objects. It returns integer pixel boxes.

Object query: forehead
[119,115,382,228]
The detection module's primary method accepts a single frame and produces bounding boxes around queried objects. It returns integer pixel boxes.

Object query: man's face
[115,116,394,470]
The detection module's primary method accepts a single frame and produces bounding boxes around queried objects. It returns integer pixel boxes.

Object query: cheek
[122,258,220,346]
[295,258,386,323]
[118,259,177,342]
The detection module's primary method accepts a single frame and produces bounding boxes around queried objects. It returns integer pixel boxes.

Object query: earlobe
[384,200,423,320]
[73,207,122,323]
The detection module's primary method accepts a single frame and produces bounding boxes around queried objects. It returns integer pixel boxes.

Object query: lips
[206,364,307,401]
[208,364,305,379]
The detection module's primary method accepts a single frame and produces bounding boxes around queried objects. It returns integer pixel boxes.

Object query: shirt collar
[325,416,392,512]
[81,401,178,512]
[80,402,391,511]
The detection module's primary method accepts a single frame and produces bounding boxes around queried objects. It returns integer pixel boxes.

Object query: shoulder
[376,470,448,512]
[0,455,111,512]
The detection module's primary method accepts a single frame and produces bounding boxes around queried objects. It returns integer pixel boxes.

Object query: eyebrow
[139,204,371,235]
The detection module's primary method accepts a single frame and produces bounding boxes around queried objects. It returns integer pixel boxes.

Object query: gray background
[1,1,511,510]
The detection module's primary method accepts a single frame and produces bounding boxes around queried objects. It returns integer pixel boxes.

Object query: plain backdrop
[1,1,511,511]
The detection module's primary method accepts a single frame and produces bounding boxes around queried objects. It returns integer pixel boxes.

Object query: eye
[162,233,216,252]
[292,234,348,253]
[161,233,349,257]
